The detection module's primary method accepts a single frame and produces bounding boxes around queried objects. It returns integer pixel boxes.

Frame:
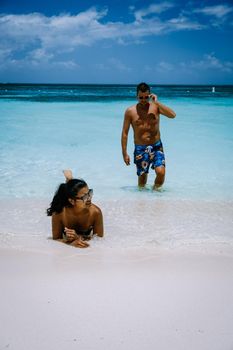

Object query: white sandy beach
[1,72,233,350]
[1,197,233,350]
[1,243,233,350]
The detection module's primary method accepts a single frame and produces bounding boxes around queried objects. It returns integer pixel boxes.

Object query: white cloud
[133,2,174,21]
[144,54,233,76]
[160,54,233,74]
[0,48,12,60]
[53,60,79,69]
[194,4,233,19]
[29,48,54,63]
[189,53,233,72]
[0,6,204,56]
[168,15,204,30]
[0,5,230,70]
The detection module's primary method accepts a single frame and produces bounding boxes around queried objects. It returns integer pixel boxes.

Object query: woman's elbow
[52,232,62,240]
[96,232,104,238]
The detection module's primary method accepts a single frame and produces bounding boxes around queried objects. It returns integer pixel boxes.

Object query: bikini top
[78,226,93,237]
[62,207,93,237]
[63,226,93,237]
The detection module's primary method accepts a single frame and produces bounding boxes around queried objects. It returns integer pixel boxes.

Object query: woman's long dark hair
[47,179,87,216]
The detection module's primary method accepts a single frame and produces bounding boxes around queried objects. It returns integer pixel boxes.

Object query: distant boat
[212,86,215,93]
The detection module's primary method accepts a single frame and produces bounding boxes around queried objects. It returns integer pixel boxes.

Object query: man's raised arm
[151,94,176,118]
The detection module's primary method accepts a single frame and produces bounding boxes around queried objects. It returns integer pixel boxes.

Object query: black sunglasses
[139,95,150,100]
[75,189,93,202]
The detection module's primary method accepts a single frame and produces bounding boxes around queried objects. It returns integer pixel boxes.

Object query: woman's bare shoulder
[90,203,102,215]
[52,210,63,216]
[52,211,63,221]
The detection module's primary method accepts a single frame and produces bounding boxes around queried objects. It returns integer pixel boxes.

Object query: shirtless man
[121,82,176,189]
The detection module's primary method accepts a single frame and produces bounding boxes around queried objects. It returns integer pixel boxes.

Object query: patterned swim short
[134,140,165,176]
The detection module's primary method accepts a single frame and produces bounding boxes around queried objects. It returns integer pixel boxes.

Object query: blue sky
[0,0,232,84]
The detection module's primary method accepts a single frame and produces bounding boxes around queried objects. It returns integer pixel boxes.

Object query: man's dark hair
[136,82,150,95]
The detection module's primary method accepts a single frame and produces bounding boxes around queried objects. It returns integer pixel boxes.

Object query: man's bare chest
[132,112,159,130]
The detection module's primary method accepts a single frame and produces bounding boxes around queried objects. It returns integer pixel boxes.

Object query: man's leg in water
[138,173,148,188]
[153,166,165,190]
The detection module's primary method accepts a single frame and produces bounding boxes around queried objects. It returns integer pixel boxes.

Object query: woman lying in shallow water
[47,170,104,248]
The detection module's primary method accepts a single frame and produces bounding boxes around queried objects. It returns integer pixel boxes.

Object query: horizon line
[1,82,233,86]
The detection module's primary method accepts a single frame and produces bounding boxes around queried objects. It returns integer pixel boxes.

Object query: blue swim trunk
[134,140,165,176]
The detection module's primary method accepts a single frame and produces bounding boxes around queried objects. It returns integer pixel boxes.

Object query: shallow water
[0,98,233,200]
[0,198,232,252]
[0,84,233,249]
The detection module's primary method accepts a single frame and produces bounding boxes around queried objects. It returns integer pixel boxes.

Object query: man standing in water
[121,82,176,189]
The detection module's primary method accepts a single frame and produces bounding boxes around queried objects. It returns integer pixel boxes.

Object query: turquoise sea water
[0,84,233,249]
[1,84,233,200]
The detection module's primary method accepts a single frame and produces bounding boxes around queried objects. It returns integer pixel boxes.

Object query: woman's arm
[93,207,104,237]
[52,213,63,240]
